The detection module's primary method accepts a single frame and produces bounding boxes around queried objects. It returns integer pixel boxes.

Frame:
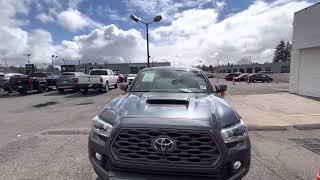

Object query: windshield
[90,70,108,75]
[128,74,136,77]
[61,73,75,76]
[31,73,46,77]
[130,69,210,93]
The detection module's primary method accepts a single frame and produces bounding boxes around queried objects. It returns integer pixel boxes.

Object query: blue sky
[0,0,317,66]
[23,0,266,43]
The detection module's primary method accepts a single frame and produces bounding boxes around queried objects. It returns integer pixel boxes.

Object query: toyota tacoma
[88,67,251,180]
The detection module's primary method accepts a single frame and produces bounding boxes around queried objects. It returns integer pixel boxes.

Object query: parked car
[206,72,214,78]
[29,72,59,92]
[0,73,31,93]
[118,74,125,83]
[56,72,86,93]
[225,72,242,81]
[257,71,274,74]
[317,168,320,180]
[234,73,250,82]
[88,67,251,180]
[78,69,118,93]
[126,74,137,84]
[247,73,273,83]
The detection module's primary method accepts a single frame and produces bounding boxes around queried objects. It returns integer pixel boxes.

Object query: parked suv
[247,73,273,83]
[88,67,251,180]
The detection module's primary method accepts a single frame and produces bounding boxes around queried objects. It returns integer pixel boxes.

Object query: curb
[248,125,289,131]
[293,124,320,130]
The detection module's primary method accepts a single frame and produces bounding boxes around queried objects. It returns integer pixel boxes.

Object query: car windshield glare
[130,69,210,93]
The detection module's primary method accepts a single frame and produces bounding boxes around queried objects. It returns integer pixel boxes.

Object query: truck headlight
[221,120,248,143]
[92,115,113,137]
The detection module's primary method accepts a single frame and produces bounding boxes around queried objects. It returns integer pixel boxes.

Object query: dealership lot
[0,81,320,180]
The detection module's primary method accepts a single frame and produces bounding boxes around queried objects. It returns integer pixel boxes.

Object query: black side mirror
[119,83,129,91]
[215,84,227,93]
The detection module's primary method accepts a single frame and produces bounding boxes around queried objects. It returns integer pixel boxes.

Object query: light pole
[130,14,162,67]
[2,59,7,73]
[23,53,32,64]
[61,58,67,65]
[51,55,58,72]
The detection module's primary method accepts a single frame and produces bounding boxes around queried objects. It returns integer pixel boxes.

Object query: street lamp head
[153,15,162,22]
[130,15,140,22]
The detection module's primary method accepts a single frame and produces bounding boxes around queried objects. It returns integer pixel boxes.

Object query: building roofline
[294,1,320,15]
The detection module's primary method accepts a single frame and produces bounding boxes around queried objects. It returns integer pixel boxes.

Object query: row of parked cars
[0,70,138,95]
[225,72,273,83]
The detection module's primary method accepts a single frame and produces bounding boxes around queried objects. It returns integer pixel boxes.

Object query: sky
[0,0,316,67]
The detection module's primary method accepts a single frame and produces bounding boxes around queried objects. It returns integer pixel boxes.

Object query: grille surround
[109,128,223,168]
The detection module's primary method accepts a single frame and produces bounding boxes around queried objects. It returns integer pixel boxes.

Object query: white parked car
[78,69,118,93]
[126,74,137,84]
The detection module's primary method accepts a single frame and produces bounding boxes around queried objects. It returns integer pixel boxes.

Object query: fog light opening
[233,161,241,170]
[95,152,102,161]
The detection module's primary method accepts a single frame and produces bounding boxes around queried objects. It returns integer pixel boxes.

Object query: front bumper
[88,130,251,180]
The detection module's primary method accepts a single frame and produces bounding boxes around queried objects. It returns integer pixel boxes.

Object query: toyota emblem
[152,137,175,152]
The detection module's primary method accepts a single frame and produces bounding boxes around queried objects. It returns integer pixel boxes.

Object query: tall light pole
[23,53,32,64]
[130,14,162,67]
[51,55,58,72]
[2,59,7,73]
[61,58,67,65]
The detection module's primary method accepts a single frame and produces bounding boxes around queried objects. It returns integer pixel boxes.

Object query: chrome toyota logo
[152,137,175,152]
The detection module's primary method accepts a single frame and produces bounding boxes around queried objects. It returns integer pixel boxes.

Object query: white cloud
[36,13,54,23]
[124,0,213,21]
[57,8,101,32]
[148,0,311,66]
[0,0,314,68]
[95,5,127,21]
[72,25,146,63]
[68,0,84,9]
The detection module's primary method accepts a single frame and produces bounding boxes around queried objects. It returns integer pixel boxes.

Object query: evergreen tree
[273,40,286,62]
[284,42,292,62]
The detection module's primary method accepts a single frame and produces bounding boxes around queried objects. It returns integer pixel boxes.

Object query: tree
[273,40,287,62]
[236,56,254,65]
[284,42,292,62]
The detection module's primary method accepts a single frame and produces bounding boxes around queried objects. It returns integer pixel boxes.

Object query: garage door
[298,47,320,97]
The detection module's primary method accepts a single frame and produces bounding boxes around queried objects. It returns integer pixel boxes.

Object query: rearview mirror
[215,84,227,93]
[119,83,129,91]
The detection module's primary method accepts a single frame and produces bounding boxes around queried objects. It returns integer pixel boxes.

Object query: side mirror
[119,83,129,91]
[215,84,227,93]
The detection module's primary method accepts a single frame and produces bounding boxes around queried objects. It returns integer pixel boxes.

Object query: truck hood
[100,92,240,129]
[120,92,213,119]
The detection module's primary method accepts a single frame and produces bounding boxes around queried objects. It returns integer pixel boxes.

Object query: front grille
[110,128,222,167]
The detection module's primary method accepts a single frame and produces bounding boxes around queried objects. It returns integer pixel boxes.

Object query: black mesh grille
[110,128,222,167]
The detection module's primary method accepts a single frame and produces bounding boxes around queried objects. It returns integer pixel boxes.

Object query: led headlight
[221,120,248,143]
[92,115,113,137]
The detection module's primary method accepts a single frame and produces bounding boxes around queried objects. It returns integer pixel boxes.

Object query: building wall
[298,48,320,97]
[292,3,320,50]
[290,3,320,98]
[217,62,290,74]
[74,62,170,74]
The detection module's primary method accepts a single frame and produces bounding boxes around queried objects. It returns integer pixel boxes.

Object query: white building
[290,2,320,98]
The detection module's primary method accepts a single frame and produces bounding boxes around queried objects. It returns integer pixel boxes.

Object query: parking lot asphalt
[0,83,319,180]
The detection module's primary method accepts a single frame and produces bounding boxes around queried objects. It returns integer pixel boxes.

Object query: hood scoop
[146,97,189,106]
